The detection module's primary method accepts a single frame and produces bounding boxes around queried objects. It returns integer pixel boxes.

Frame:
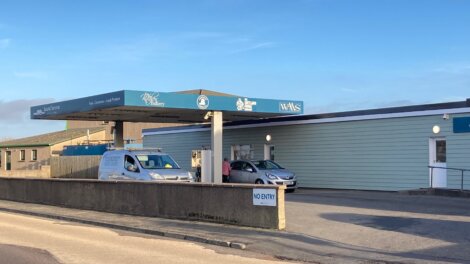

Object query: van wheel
[255,179,264,184]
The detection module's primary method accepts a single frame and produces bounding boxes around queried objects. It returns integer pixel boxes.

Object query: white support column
[211,111,223,184]
[114,121,124,148]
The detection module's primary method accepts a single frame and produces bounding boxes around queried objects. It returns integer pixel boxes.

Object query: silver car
[230,160,297,192]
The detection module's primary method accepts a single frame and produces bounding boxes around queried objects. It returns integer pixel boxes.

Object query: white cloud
[0,98,66,139]
[0,38,11,49]
[230,42,276,54]
[78,33,277,62]
[14,71,50,80]
[0,98,55,123]
[0,120,65,140]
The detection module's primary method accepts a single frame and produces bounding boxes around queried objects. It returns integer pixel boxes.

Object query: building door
[264,144,275,160]
[6,151,11,171]
[429,138,447,188]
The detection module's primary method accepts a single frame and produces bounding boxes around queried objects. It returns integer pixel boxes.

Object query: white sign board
[253,189,277,206]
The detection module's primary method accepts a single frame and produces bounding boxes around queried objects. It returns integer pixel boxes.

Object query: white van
[98,149,194,182]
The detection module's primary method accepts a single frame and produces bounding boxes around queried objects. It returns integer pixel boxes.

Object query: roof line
[0,143,51,148]
[142,101,470,136]
[46,128,106,146]
[0,127,106,148]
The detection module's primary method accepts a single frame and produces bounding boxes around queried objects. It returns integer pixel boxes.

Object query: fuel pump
[191,148,212,183]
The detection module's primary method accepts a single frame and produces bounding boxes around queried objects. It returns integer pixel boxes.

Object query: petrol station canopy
[30,90,304,122]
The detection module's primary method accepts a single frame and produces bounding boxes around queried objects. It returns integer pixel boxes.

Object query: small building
[142,99,470,191]
[0,127,106,177]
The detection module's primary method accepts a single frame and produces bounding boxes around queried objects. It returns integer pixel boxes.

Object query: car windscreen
[136,154,180,169]
[253,160,284,170]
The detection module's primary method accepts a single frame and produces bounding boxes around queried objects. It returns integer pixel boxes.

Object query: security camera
[442,113,450,120]
[204,111,213,120]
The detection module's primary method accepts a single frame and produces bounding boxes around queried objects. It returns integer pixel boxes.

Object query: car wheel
[255,179,264,184]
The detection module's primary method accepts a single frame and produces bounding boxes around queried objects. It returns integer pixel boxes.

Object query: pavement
[1,189,470,264]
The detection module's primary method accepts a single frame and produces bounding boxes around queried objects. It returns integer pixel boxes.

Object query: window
[231,161,243,170]
[231,144,254,160]
[31,150,38,161]
[242,162,255,172]
[20,150,25,161]
[436,140,446,163]
[253,160,284,170]
[124,155,139,172]
[136,154,180,169]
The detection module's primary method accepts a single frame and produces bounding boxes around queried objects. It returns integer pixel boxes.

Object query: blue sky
[1,0,470,139]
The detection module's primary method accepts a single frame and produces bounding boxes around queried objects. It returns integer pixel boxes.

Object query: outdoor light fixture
[442,113,450,120]
[432,125,441,134]
[266,134,272,142]
[204,111,213,120]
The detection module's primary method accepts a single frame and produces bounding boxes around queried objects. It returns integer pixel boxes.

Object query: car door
[241,161,257,183]
[122,155,141,180]
[230,161,243,183]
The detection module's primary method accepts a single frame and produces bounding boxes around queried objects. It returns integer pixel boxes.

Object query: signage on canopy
[31,90,304,119]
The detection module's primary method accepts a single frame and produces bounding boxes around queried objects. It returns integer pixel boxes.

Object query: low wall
[0,178,285,229]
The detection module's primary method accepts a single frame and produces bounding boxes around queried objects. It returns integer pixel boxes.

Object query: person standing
[222,158,231,183]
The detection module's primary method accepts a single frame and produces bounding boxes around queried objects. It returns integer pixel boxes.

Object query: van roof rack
[128,148,163,152]
[108,147,163,152]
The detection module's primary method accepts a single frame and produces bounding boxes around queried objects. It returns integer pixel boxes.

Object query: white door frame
[429,137,447,188]
[264,144,274,160]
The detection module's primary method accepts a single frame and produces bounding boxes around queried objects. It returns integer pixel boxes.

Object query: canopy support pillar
[211,111,223,184]
[114,121,124,148]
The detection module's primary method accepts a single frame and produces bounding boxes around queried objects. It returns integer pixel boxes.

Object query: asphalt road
[0,244,61,264]
[284,189,470,263]
[2,189,470,264]
[0,212,290,264]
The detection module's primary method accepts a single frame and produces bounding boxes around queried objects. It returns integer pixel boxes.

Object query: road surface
[0,212,289,264]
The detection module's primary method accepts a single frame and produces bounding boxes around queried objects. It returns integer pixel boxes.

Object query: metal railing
[429,166,470,190]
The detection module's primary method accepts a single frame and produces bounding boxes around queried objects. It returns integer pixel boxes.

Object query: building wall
[0,130,107,173]
[66,121,114,141]
[1,166,50,178]
[143,113,470,191]
[0,146,51,171]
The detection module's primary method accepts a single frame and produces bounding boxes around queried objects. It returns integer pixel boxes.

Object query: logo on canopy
[197,95,209,109]
[236,98,257,112]
[141,92,165,107]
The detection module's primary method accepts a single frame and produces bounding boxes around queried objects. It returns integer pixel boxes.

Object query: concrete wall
[0,178,285,229]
